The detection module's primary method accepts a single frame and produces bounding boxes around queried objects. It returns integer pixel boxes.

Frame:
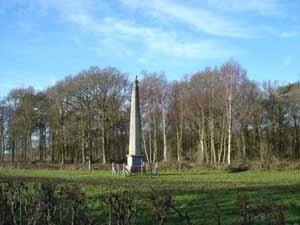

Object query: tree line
[0,60,300,166]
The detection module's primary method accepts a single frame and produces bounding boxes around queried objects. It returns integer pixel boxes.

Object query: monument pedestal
[126,155,145,173]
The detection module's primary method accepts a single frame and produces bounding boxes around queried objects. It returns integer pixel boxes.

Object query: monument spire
[127,76,143,173]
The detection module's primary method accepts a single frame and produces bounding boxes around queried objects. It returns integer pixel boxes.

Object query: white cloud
[120,0,266,38]
[39,1,235,59]
[120,0,298,39]
[204,0,284,17]
[279,31,300,38]
[99,18,235,59]
[44,0,95,27]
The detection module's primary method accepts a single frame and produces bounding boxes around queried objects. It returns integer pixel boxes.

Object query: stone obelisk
[127,76,143,173]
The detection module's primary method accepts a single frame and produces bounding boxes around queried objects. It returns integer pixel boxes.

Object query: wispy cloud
[120,0,274,38]
[204,0,284,17]
[4,0,295,63]
[279,31,300,38]
[40,0,234,59]
[120,0,297,39]
[95,17,234,58]
[43,0,96,27]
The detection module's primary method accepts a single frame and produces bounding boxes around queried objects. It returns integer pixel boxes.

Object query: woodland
[1,59,300,166]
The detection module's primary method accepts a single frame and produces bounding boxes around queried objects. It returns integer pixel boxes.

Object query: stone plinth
[126,155,144,173]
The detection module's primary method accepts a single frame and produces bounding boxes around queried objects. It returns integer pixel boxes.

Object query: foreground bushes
[0,182,89,225]
[0,182,286,225]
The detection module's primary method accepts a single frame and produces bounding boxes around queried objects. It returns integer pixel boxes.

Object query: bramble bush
[0,182,286,225]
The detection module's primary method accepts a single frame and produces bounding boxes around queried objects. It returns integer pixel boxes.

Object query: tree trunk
[177,98,184,163]
[227,77,233,165]
[88,123,92,167]
[198,121,203,162]
[39,127,46,161]
[153,117,158,162]
[141,112,150,164]
[293,115,299,157]
[11,140,15,163]
[0,113,3,161]
[241,129,246,159]
[210,117,216,164]
[24,137,27,161]
[81,119,86,164]
[143,136,150,164]
[162,104,167,162]
[101,112,106,164]
[50,130,55,162]
[222,126,227,163]
[176,125,181,162]
[176,116,183,163]
[208,79,216,164]
[0,132,3,161]
[61,124,65,165]
[28,133,33,161]
[148,111,152,163]
[218,118,226,164]
[198,107,205,163]
[0,140,2,161]
[1,136,4,161]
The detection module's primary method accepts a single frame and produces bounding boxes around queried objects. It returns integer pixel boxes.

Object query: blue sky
[1,0,300,96]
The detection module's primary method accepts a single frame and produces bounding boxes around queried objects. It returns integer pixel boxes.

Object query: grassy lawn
[0,168,300,224]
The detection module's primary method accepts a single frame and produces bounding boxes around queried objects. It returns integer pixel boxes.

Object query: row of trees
[1,60,300,165]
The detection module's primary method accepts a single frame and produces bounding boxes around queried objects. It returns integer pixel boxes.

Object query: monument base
[126,155,145,173]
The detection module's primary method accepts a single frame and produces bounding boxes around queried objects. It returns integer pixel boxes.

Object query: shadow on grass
[85,183,300,225]
[159,172,223,176]
[1,175,299,225]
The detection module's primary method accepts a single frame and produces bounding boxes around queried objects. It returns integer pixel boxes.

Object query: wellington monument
[126,76,144,173]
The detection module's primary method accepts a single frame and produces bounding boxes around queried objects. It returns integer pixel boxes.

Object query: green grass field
[0,168,299,224]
